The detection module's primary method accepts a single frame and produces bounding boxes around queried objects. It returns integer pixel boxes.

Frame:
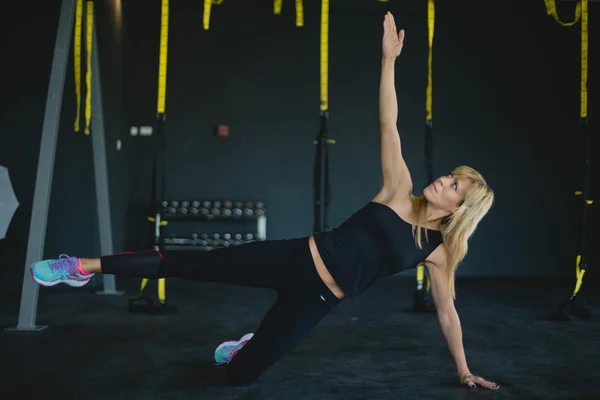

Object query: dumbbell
[177,207,188,215]
[165,206,177,214]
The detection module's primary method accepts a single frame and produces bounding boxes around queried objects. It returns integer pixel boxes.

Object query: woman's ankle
[80,258,101,273]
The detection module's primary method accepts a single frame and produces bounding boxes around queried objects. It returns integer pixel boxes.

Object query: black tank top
[312,201,443,299]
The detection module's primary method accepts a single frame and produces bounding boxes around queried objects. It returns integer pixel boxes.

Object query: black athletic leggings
[100,237,341,385]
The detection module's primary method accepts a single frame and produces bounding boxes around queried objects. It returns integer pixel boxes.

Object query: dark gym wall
[121,0,598,277]
[0,0,129,295]
[1,0,598,303]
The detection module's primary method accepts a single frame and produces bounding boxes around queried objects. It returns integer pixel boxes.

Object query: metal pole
[7,0,76,332]
[89,5,123,296]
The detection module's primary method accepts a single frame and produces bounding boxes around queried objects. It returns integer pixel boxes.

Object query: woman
[30,12,498,390]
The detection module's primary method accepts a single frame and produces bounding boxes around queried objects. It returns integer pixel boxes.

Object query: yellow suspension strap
[544,0,582,25]
[73,0,83,132]
[414,0,435,313]
[84,1,94,135]
[273,0,304,27]
[203,0,224,31]
[296,0,304,27]
[274,0,283,15]
[544,0,592,320]
[313,0,335,232]
[320,0,329,115]
[157,0,169,117]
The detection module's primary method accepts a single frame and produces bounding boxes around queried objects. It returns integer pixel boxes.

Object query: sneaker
[214,333,254,365]
[30,254,94,287]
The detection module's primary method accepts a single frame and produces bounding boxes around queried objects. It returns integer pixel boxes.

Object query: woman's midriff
[308,235,345,300]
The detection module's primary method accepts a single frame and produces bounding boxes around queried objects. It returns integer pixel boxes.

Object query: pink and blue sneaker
[30,254,94,287]
[214,333,254,365]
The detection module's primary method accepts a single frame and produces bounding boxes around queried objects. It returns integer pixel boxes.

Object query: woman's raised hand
[382,12,405,60]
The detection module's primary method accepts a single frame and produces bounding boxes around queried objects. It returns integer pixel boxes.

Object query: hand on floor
[460,373,500,390]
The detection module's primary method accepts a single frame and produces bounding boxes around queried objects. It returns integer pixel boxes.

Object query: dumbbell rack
[128,200,267,314]
[157,200,267,251]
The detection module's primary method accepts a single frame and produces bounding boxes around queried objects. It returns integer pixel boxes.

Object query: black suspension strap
[413,0,436,313]
[129,0,172,314]
[544,0,593,320]
[314,0,335,233]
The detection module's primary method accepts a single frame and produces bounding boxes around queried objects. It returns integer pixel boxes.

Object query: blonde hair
[410,166,494,300]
